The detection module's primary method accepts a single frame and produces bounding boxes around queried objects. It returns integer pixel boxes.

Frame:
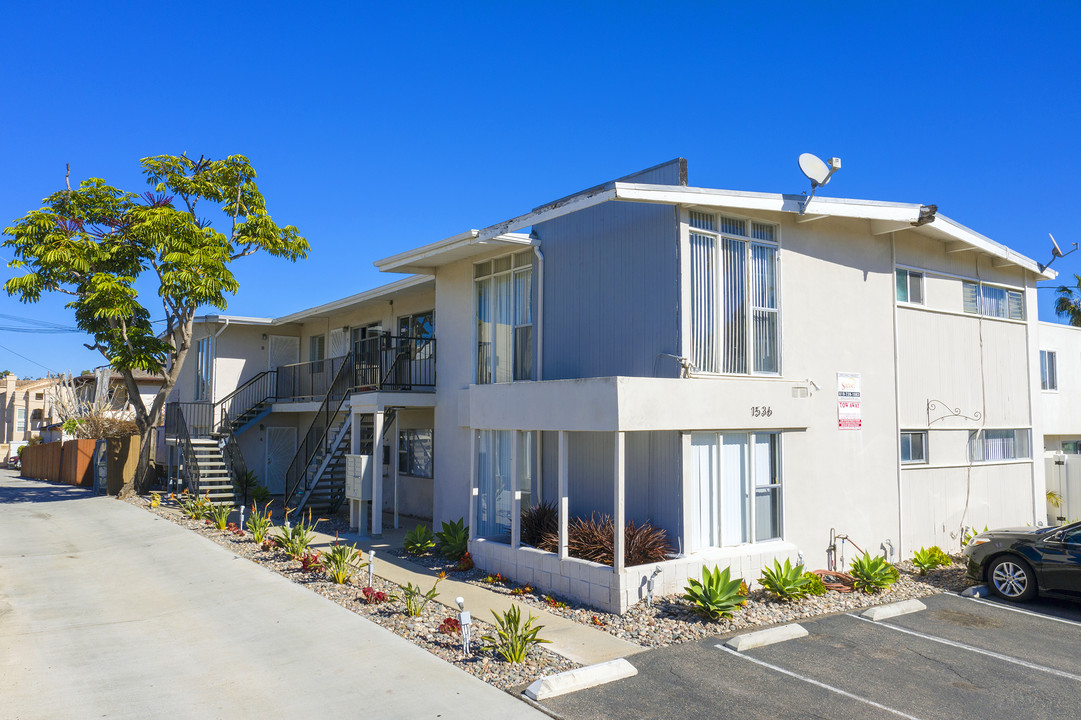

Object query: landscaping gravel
[130,498,578,691]
[397,547,978,648]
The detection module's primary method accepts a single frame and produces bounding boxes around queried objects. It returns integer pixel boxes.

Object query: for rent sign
[837,372,862,430]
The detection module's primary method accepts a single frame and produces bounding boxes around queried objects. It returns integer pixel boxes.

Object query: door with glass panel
[690,431,782,550]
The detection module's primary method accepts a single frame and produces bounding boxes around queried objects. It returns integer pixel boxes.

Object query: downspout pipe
[532,242,544,382]
[213,317,231,338]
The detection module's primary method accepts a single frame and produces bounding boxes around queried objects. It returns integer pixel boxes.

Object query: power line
[0,341,55,373]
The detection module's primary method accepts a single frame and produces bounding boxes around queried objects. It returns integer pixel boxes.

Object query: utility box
[345,454,372,535]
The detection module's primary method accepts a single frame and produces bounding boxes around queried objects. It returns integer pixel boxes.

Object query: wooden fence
[19,438,120,488]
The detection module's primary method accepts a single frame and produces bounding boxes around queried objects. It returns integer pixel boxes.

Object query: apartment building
[165,159,1052,612]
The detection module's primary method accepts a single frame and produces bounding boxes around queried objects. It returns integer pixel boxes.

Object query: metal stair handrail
[217,410,248,498]
[170,404,203,495]
[214,370,277,430]
[283,351,355,508]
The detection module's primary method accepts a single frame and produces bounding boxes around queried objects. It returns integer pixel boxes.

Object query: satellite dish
[1051,233,1064,258]
[796,153,842,214]
[1039,232,1077,272]
[798,153,832,187]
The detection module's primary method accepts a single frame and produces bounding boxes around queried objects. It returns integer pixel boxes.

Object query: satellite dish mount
[797,153,841,215]
[1039,233,1078,273]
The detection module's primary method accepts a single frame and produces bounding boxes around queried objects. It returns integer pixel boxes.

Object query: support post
[392,413,400,529]
[372,409,383,537]
[558,430,569,561]
[468,429,477,542]
[613,431,625,573]
[511,430,521,549]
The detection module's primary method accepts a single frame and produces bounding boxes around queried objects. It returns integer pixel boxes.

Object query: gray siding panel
[538,431,683,546]
[536,201,681,380]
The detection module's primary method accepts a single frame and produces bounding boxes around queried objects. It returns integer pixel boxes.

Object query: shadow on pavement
[0,476,97,504]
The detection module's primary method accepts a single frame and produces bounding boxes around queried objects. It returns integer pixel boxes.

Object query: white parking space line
[847,614,1081,683]
[715,645,924,720]
[961,595,1081,628]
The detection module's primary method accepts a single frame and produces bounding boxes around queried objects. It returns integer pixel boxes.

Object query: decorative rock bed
[396,547,978,648]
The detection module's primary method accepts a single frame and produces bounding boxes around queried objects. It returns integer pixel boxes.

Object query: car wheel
[988,556,1037,601]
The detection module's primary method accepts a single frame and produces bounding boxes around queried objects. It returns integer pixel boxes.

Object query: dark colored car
[963,521,1081,601]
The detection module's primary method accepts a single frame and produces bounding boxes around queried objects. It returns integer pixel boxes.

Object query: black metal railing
[166,402,214,439]
[216,370,277,430]
[354,335,436,392]
[276,356,349,402]
[283,351,354,509]
[173,405,203,495]
[219,410,248,490]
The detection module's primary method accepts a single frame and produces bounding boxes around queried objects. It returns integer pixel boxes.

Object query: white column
[511,430,521,549]
[613,431,626,572]
[467,429,477,542]
[558,430,569,561]
[372,409,383,536]
[392,413,400,529]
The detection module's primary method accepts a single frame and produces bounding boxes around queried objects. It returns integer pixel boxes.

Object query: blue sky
[2,2,1080,377]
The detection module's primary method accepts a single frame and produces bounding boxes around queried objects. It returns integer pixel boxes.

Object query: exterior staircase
[188,438,236,506]
[294,415,351,515]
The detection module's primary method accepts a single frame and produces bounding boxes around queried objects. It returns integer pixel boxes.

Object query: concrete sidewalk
[305,522,645,666]
[0,471,547,720]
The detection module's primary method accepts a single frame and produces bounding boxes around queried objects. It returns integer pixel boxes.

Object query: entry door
[690,433,719,551]
[689,432,750,550]
[264,426,297,495]
[268,335,300,369]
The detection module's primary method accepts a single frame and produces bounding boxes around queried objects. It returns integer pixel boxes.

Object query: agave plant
[759,559,811,601]
[403,524,436,556]
[480,604,550,663]
[911,546,952,575]
[683,565,746,620]
[850,552,900,593]
[435,518,469,560]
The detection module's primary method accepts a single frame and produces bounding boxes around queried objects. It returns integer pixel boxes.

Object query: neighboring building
[164,158,1056,613]
[1,375,62,462]
[1035,321,1081,525]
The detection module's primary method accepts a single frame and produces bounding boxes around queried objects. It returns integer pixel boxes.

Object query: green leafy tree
[1055,275,1081,326]
[3,155,308,496]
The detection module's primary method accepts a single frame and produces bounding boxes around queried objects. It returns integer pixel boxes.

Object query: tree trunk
[117,425,156,498]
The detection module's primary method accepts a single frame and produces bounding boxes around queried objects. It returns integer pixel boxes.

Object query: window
[962,281,1024,320]
[689,431,782,547]
[16,407,26,432]
[895,269,924,304]
[34,392,43,400]
[475,251,533,383]
[968,429,1031,462]
[900,431,927,463]
[397,311,435,362]
[690,213,779,374]
[1063,441,1081,454]
[30,408,43,422]
[194,336,213,401]
[1041,350,1058,391]
[309,334,325,373]
[473,430,536,543]
[398,429,433,478]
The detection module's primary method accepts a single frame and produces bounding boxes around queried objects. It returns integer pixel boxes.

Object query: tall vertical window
[689,431,782,548]
[475,251,533,384]
[895,269,924,304]
[1041,350,1058,391]
[309,334,325,374]
[16,407,26,432]
[689,213,779,375]
[962,281,1024,320]
[194,336,213,401]
[474,429,534,543]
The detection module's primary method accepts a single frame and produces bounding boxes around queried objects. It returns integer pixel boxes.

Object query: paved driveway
[0,471,545,720]
[543,592,1081,719]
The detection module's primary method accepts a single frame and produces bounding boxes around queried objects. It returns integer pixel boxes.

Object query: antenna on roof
[797,153,841,215]
[1039,233,1078,272]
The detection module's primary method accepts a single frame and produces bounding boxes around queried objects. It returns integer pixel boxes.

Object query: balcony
[353,335,436,392]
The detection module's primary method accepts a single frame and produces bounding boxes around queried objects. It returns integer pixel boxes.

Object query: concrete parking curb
[723,623,808,651]
[860,599,926,621]
[523,658,637,700]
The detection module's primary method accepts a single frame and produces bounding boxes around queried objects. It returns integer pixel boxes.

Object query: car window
[1061,528,1081,545]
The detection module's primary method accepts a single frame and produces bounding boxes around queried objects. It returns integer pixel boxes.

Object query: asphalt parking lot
[542,593,1081,720]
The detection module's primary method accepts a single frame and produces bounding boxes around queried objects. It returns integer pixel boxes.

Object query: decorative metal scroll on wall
[926,399,983,425]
